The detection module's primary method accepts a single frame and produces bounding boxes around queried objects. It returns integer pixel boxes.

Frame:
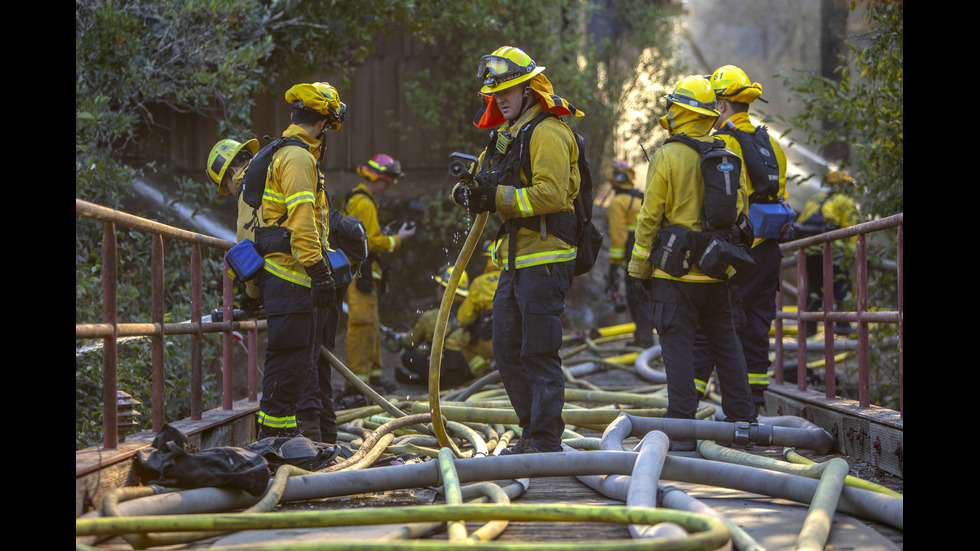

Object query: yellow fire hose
[428,210,489,457]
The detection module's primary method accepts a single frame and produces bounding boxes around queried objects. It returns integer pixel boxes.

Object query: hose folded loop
[77,304,901,550]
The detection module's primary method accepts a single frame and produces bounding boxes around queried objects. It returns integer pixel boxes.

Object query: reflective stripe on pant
[257,270,315,429]
[492,261,574,452]
[653,277,755,422]
[344,281,381,382]
[297,283,347,443]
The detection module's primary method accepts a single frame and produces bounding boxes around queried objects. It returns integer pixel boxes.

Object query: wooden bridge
[76,200,903,549]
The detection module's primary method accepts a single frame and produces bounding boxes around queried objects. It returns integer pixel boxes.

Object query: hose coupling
[733,421,774,446]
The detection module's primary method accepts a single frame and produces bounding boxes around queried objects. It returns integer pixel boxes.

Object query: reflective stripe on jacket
[260,124,326,287]
[477,103,580,270]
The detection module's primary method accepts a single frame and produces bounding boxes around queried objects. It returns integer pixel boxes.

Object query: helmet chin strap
[518,86,534,118]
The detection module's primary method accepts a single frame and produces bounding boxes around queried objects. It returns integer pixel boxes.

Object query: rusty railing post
[102,221,118,450]
[190,243,203,420]
[151,234,166,432]
[856,233,870,407]
[796,246,808,391]
[822,240,836,399]
[222,257,234,410]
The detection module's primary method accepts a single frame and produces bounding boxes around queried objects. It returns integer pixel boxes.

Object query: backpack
[714,124,780,203]
[514,113,602,276]
[665,134,742,232]
[240,137,309,209]
[324,191,369,264]
[660,134,755,282]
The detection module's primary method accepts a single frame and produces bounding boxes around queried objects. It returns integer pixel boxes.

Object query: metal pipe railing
[774,213,903,418]
[75,198,264,449]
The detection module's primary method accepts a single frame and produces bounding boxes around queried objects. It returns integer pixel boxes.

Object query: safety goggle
[478,55,534,88]
[664,92,717,112]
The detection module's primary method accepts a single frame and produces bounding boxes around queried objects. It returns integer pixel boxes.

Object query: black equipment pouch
[254,224,291,256]
[697,231,756,283]
[651,224,697,278]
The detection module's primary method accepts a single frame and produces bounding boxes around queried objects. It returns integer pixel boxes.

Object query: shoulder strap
[518,111,560,186]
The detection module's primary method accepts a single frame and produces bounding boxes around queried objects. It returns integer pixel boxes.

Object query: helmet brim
[480,66,545,95]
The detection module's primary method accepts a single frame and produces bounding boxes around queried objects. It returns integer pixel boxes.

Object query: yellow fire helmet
[827,169,855,186]
[478,46,546,95]
[665,75,719,118]
[206,138,259,193]
[710,65,765,104]
[285,82,347,130]
[434,265,469,298]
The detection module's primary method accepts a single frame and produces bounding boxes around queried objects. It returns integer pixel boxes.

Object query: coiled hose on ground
[76,316,902,549]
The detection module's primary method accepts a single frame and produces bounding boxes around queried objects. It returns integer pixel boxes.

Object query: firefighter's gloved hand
[466,182,497,214]
[306,260,336,309]
[241,295,263,319]
[451,182,471,210]
[628,259,652,280]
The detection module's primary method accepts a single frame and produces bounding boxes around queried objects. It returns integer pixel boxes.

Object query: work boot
[258,425,301,440]
[498,438,531,456]
[297,413,322,443]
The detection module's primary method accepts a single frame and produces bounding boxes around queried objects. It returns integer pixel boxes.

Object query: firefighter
[343,154,415,391]
[252,82,345,439]
[206,137,263,316]
[628,75,756,451]
[456,242,499,379]
[452,45,584,454]
[692,65,789,414]
[394,265,474,388]
[795,168,858,336]
[604,161,655,348]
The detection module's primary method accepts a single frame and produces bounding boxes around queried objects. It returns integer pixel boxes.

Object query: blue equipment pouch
[225,239,264,282]
[325,248,352,287]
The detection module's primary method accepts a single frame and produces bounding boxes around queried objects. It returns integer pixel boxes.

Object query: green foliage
[399,0,682,170]
[775,1,903,409]
[75,0,684,445]
[776,0,903,219]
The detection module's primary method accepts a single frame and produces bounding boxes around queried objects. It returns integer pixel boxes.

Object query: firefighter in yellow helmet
[456,241,500,379]
[252,81,346,440]
[206,138,264,316]
[603,161,654,348]
[452,45,583,454]
[794,168,858,336]
[691,65,790,415]
[393,265,475,388]
[343,153,415,392]
[207,138,259,196]
[628,75,756,450]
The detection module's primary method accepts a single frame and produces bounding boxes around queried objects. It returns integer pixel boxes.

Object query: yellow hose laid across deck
[429,211,488,457]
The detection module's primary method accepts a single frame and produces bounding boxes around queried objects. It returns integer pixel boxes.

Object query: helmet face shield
[478,54,535,90]
[665,92,717,115]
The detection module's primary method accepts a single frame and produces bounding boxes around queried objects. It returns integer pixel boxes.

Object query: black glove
[305,259,336,309]
[241,295,263,318]
[467,182,497,214]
